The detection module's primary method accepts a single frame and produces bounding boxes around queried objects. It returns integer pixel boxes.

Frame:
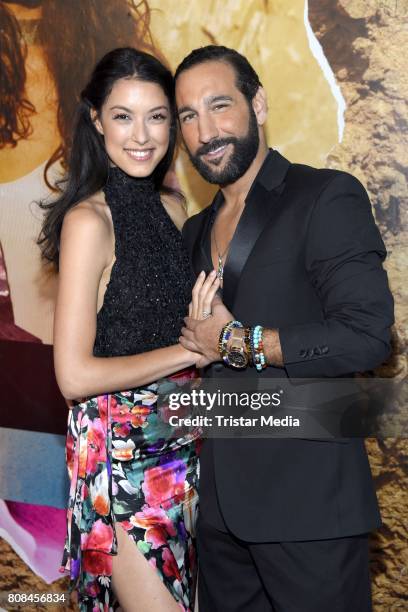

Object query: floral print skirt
[60,370,200,611]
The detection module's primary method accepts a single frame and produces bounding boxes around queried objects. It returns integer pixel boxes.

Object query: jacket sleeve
[279,172,394,377]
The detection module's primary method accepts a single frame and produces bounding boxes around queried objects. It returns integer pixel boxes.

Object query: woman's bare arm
[54,204,196,400]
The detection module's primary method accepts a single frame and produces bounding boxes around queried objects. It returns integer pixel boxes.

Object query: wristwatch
[226,328,249,369]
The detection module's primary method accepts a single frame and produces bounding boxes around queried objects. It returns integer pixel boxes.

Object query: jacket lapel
[190,149,291,309]
[222,150,291,309]
[191,189,224,276]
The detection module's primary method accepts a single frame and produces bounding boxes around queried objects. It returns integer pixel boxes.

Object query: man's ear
[90,108,104,136]
[252,86,268,126]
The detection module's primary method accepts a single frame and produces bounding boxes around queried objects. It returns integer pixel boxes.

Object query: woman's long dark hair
[38,47,179,266]
[0,0,155,186]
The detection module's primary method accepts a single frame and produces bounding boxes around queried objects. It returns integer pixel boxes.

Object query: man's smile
[202,143,231,165]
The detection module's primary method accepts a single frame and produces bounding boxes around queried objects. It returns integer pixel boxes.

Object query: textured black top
[93,167,192,357]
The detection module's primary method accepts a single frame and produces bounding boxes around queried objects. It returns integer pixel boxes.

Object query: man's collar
[249,148,291,193]
[208,148,291,215]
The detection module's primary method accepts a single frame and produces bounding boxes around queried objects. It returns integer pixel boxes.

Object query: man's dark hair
[174,45,262,102]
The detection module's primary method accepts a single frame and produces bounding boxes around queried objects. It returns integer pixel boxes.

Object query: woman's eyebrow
[109,104,169,112]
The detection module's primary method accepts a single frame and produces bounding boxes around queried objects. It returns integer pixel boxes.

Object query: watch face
[228,350,248,369]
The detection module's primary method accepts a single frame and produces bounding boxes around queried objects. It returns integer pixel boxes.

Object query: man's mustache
[195,137,237,158]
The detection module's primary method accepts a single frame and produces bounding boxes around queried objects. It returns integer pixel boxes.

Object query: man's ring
[202,311,212,319]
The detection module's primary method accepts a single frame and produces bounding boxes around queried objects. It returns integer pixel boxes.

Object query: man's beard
[186,106,260,185]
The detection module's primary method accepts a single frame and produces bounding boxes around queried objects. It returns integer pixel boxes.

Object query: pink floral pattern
[60,372,200,611]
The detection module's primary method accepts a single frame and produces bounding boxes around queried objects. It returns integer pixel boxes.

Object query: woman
[39,47,219,611]
[0,6,158,588]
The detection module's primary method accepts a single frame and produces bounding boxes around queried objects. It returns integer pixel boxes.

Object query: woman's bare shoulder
[63,191,111,235]
[60,192,114,272]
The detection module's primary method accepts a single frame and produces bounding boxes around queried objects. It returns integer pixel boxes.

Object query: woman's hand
[181,271,233,366]
[187,270,220,367]
[189,270,220,320]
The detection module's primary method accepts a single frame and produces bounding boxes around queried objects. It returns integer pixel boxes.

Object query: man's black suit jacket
[182,149,394,542]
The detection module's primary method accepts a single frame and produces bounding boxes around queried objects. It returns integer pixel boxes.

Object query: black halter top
[93,167,192,357]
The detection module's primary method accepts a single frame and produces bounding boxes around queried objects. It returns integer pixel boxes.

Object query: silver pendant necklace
[213,229,230,281]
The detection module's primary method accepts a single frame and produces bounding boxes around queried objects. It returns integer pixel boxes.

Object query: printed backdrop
[0,0,406,610]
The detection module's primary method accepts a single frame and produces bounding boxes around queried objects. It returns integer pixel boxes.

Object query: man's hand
[182,272,284,368]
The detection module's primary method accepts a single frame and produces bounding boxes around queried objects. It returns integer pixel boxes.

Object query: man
[175,46,394,611]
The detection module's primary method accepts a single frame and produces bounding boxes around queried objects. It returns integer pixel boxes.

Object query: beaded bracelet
[243,326,253,365]
[249,325,256,365]
[252,325,267,372]
[218,320,243,364]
